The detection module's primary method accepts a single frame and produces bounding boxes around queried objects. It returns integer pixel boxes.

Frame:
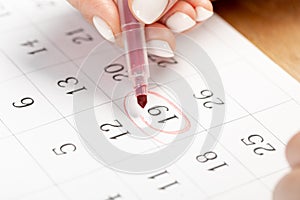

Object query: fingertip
[274,169,300,200]
[161,1,197,33]
[128,0,169,24]
[286,132,300,169]
[184,0,214,22]
[145,23,175,58]
[76,0,120,42]
[92,16,116,42]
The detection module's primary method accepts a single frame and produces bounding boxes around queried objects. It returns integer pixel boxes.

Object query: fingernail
[166,12,196,33]
[132,0,168,24]
[195,7,213,22]
[92,16,115,42]
[147,40,174,58]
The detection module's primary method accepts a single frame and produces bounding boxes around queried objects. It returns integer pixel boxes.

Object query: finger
[128,0,178,24]
[273,169,300,200]
[184,0,214,22]
[67,0,120,42]
[286,132,300,169]
[145,23,176,58]
[160,1,197,33]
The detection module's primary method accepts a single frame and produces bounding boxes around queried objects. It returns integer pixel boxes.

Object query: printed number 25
[241,134,276,156]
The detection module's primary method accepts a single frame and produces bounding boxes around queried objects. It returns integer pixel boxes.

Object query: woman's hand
[274,132,300,200]
[67,0,213,57]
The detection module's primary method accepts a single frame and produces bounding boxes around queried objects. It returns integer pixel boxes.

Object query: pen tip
[137,95,147,108]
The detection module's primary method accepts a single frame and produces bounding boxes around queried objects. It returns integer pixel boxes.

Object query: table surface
[214,0,300,82]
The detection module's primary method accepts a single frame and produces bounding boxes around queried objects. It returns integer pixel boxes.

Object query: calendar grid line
[197,138,265,193]
[186,104,276,195]
[21,8,173,187]
[202,97,292,133]
[157,69,294,137]
[16,9,154,199]
[213,96,289,192]
[1,47,74,200]
[205,166,289,200]
[6,74,290,199]
[0,1,299,199]
[6,96,292,156]
[0,27,292,200]
[204,20,300,106]
[175,165,210,197]
[0,105,70,200]
[0,99,111,137]
[2,7,166,200]
[226,93,288,147]
[292,98,300,106]
[205,179,259,200]
[243,57,300,106]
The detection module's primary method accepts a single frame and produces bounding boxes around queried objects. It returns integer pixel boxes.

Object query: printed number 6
[12,97,34,108]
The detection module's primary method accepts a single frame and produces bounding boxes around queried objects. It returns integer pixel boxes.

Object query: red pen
[118,0,149,108]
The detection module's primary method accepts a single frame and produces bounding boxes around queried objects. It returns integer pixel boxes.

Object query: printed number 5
[52,143,77,156]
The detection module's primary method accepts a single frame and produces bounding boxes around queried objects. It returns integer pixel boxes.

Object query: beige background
[214,0,300,81]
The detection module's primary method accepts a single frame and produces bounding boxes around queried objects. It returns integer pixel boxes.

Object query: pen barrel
[118,0,138,26]
[123,26,149,80]
[124,28,149,96]
[118,0,149,95]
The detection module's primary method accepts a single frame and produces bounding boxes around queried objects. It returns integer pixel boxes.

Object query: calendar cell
[254,100,300,144]
[176,133,254,195]
[0,1,30,33]
[67,102,158,156]
[148,54,197,84]
[37,14,103,60]
[18,187,66,200]
[212,116,288,177]
[0,137,52,199]
[117,166,206,200]
[163,74,248,129]
[113,86,203,149]
[186,26,240,68]
[261,168,289,191]
[0,27,68,73]
[0,120,11,139]
[0,51,22,83]
[60,168,138,200]
[210,181,271,200]
[0,76,61,133]
[28,62,109,116]
[220,60,290,113]
[17,119,102,183]
[13,0,77,23]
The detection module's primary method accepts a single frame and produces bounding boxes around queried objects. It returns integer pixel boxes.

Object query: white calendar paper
[0,0,300,200]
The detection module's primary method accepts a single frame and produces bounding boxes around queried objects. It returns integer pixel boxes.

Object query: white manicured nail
[147,40,174,58]
[92,16,115,42]
[132,0,168,24]
[166,12,196,33]
[195,7,213,22]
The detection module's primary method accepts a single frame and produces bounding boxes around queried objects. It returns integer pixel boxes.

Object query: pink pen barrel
[118,0,149,104]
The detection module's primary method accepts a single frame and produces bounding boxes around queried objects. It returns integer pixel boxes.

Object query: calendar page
[0,0,300,200]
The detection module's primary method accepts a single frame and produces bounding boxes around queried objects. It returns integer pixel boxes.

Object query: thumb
[67,0,120,42]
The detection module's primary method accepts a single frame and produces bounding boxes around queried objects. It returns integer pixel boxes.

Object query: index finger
[128,0,178,24]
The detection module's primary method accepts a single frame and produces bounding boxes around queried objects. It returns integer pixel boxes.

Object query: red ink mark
[124,91,191,138]
[137,94,147,108]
